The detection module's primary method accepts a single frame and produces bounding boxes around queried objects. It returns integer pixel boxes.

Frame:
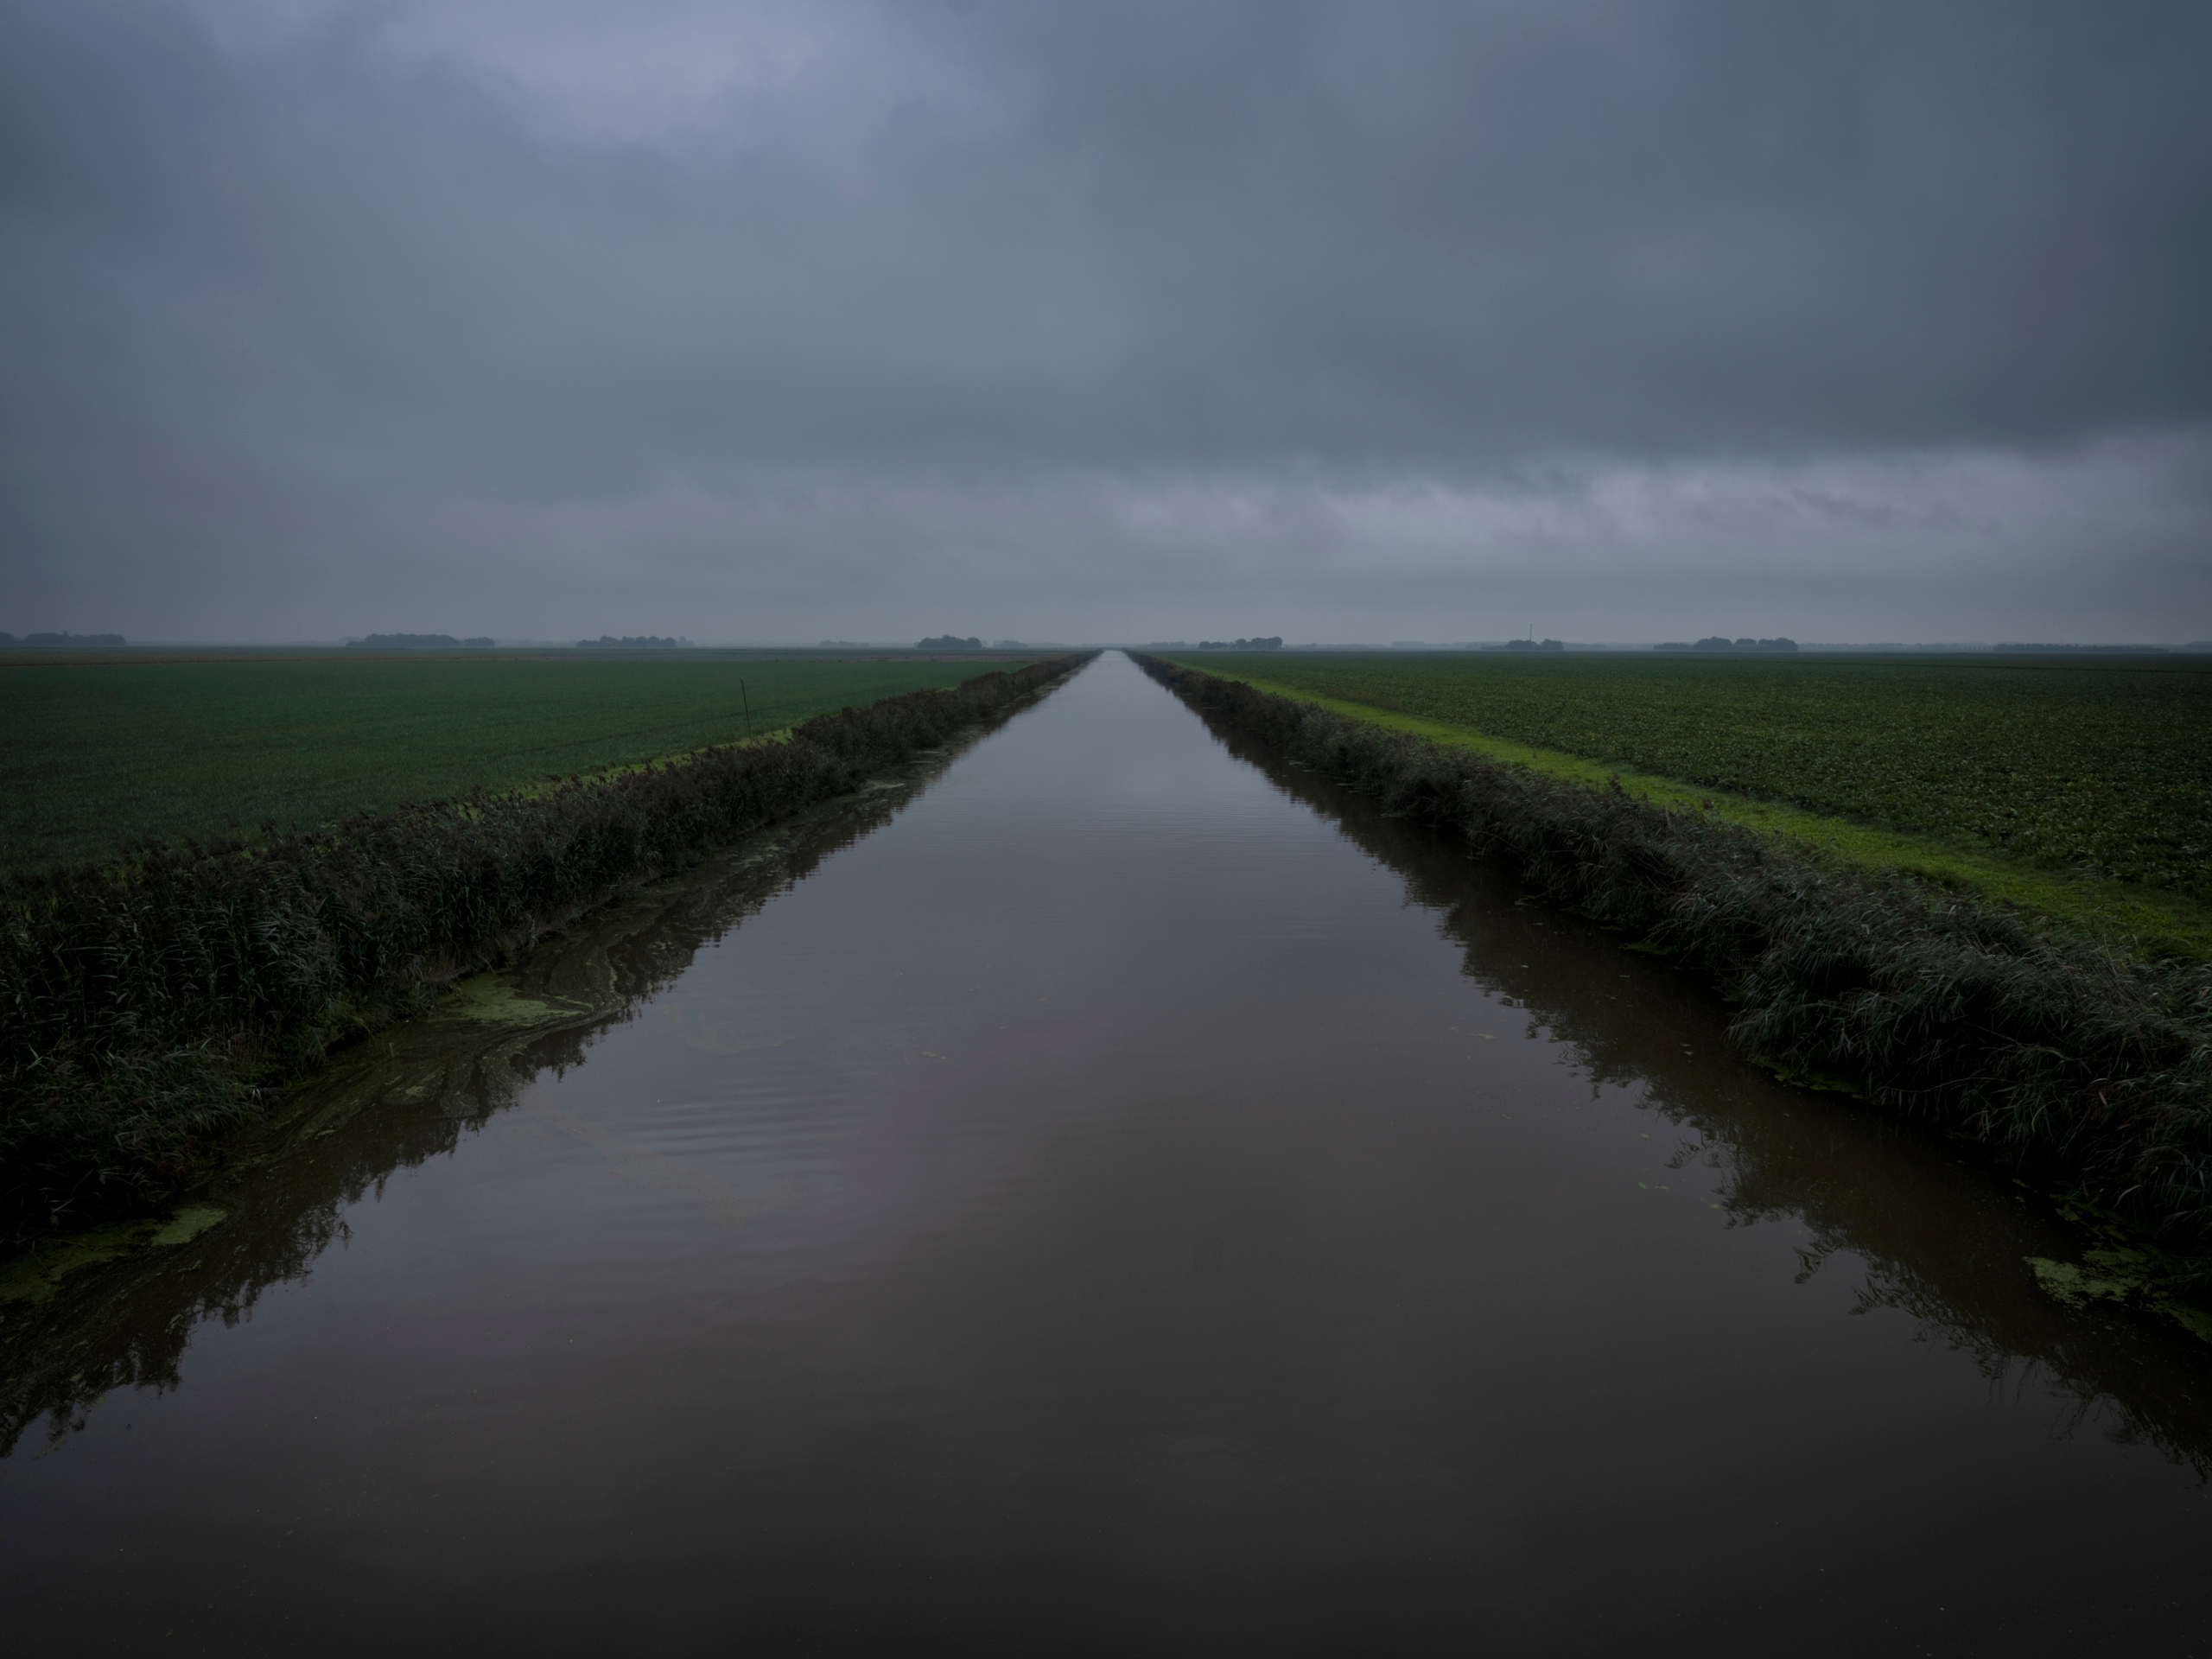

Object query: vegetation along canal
[3,652,2205,1654]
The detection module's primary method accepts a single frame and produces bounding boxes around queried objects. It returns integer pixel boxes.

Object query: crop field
[1167,652,2212,898]
[0,653,1036,874]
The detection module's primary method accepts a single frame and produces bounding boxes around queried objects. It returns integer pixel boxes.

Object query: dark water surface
[3,653,2207,1656]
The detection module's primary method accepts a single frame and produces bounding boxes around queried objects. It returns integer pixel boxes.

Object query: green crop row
[0,653,1038,875]
[1166,652,2212,896]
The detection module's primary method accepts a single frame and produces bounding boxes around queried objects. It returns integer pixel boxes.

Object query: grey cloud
[1,0,2208,639]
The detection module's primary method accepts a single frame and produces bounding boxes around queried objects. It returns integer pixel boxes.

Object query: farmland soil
[2,652,2206,1656]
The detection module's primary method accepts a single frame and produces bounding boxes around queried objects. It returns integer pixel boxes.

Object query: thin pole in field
[741,677,753,741]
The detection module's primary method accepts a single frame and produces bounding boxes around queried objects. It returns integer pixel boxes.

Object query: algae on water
[0,1205,227,1313]
[149,1206,227,1249]
[2025,1232,2212,1344]
[446,975,598,1027]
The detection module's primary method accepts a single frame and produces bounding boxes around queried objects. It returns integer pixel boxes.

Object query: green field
[0,652,1039,874]
[1166,652,2212,907]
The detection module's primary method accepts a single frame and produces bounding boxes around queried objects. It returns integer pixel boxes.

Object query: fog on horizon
[3,0,2209,646]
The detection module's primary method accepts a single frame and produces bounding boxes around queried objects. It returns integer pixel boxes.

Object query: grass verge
[1199,668,2212,956]
[0,656,1088,1237]
[1160,649,2212,901]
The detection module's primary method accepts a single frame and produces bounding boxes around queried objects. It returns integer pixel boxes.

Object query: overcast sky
[3,0,2208,643]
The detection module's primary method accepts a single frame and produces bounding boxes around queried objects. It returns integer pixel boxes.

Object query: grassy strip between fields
[1207,669,2212,957]
[1139,655,2212,1314]
[0,656,1090,1239]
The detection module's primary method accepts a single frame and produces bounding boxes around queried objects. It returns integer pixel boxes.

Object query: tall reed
[1,657,1085,1232]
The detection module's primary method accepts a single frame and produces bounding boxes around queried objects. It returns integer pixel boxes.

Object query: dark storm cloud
[2,0,2208,639]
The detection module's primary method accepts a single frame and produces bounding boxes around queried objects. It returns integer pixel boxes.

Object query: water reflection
[3,653,2206,1656]
[0,752,963,1456]
[1203,715,2212,1478]
[11,676,2204,1465]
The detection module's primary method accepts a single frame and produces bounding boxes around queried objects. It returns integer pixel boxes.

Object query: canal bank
[0,655,1089,1237]
[3,652,2206,1656]
[1135,652,2212,1306]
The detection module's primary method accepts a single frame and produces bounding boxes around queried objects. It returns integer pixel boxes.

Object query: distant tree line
[916,635,984,649]
[1194,636,1283,649]
[576,635,689,648]
[1491,639,1564,652]
[345,633,496,650]
[1993,643,2176,654]
[1,631,125,647]
[1655,637,1799,652]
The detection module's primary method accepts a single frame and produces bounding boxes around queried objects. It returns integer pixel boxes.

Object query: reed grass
[0,657,1085,1236]
[1138,655,2212,1279]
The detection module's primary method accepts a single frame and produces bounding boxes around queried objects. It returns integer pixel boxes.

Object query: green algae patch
[1750,1057,1872,1100]
[0,1205,226,1312]
[2167,1303,2212,1343]
[2028,1252,2151,1308]
[2026,1198,2212,1343]
[445,975,599,1028]
[0,1224,160,1307]
[149,1206,227,1249]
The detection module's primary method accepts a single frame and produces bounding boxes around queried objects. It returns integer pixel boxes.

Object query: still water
[3,652,2206,1655]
